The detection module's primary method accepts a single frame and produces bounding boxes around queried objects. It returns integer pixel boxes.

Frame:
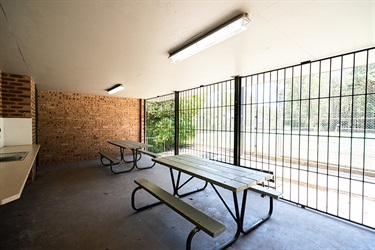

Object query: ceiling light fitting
[169,13,250,63]
[107,84,124,94]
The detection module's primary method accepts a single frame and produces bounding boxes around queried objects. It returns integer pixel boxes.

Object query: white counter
[0,145,40,205]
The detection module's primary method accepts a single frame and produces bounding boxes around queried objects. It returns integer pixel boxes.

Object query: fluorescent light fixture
[169,13,250,63]
[107,84,124,94]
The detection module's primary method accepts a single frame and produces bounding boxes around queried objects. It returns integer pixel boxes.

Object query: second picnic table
[108,140,154,171]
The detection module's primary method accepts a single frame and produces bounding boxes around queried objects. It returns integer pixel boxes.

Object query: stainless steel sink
[0,152,28,162]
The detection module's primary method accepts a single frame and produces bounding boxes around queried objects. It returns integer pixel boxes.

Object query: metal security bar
[145,47,375,229]
[240,48,375,229]
[178,80,235,163]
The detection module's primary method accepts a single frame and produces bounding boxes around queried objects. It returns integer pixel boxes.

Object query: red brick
[1,71,145,166]
[38,90,144,165]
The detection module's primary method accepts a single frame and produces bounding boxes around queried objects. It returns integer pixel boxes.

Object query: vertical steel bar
[198,87,201,157]
[275,70,279,188]
[185,90,188,155]
[282,69,286,195]
[298,65,302,205]
[231,80,235,163]
[204,86,208,158]
[316,60,322,210]
[249,76,254,168]
[307,62,312,207]
[197,88,200,156]
[224,82,227,161]
[175,91,180,155]
[268,72,272,174]
[262,73,265,168]
[361,49,369,225]
[256,74,259,169]
[181,91,184,154]
[222,82,225,160]
[349,53,356,220]
[200,87,204,157]
[207,85,209,157]
[191,89,194,155]
[242,77,247,166]
[326,58,332,213]
[210,85,213,158]
[241,79,245,165]
[216,84,219,160]
[290,67,294,201]
[207,85,210,158]
[194,88,202,156]
[234,76,242,166]
[337,55,344,217]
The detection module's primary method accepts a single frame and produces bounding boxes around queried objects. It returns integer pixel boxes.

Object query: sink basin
[0,152,28,162]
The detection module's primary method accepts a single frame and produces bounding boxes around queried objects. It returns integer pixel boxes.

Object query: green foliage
[244,63,375,133]
[146,99,175,153]
[146,95,204,153]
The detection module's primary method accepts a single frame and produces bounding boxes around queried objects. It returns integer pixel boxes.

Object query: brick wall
[38,90,143,165]
[0,72,32,118]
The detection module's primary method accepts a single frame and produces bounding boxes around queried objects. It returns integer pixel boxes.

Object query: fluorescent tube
[107,84,124,94]
[169,13,250,63]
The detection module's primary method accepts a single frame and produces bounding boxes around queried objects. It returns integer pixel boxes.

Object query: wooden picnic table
[108,140,152,171]
[152,154,280,249]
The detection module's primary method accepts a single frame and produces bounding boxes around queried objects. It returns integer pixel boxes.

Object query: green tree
[146,95,204,153]
[146,99,175,153]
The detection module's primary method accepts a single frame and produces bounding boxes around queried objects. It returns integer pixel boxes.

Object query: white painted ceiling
[0,1,374,99]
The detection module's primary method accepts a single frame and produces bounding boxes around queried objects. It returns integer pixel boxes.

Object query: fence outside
[145,47,375,229]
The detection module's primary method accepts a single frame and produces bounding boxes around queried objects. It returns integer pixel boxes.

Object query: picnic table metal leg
[134,149,156,170]
[169,169,208,197]
[131,186,163,211]
[211,184,276,248]
[100,155,134,174]
[240,191,274,234]
[120,147,141,164]
[213,186,275,237]
[216,191,242,249]
[99,149,135,174]
[186,227,200,250]
[99,156,114,167]
[109,164,135,174]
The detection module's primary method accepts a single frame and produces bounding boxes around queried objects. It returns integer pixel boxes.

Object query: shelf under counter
[0,145,40,205]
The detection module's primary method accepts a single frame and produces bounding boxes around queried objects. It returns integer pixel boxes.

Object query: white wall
[2,118,32,146]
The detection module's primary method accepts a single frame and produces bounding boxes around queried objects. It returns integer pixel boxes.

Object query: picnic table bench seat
[99,151,120,165]
[138,149,159,158]
[132,178,226,250]
[99,151,130,174]
[249,185,282,199]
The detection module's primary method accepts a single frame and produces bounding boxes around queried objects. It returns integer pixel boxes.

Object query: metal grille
[178,80,235,163]
[145,47,375,229]
[241,48,375,229]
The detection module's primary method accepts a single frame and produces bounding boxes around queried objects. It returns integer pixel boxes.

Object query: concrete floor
[1,156,374,250]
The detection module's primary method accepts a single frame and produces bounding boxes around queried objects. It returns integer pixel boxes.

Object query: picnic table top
[153,154,273,192]
[108,140,152,149]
